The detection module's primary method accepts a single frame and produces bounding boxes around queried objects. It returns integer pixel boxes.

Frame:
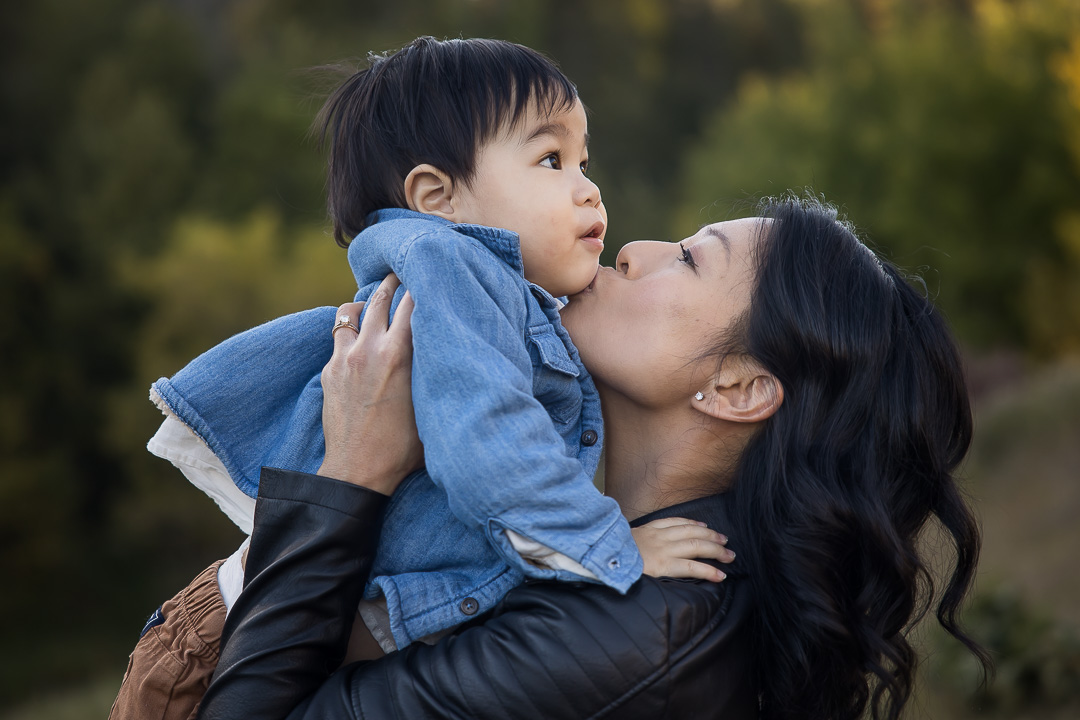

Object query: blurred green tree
[1025,29,1080,357]
[676,0,1080,353]
[119,208,354,376]
[0,0,223,698]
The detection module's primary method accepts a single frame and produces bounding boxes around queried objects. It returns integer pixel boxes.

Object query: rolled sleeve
[493,515,642,590]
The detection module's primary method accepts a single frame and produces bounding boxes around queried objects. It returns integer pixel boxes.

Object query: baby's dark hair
[316,36,579,247]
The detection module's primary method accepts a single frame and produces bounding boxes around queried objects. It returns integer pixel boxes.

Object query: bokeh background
[2,0,1079,717]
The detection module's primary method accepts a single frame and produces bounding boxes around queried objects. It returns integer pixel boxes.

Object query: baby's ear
[403,165,455,218]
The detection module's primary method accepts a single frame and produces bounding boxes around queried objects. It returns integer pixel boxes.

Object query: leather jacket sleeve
[199,467,754,720]
[198,467,389,720]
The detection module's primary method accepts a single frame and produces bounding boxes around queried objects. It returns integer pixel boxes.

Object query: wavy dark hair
[717,196,991,719]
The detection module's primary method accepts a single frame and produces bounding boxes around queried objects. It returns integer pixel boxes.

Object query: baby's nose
[577,175,601,207]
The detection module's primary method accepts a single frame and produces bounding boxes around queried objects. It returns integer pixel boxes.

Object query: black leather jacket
[198,468,759,719]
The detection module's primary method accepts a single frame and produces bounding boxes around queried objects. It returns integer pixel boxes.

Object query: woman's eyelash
[679,243,697,269]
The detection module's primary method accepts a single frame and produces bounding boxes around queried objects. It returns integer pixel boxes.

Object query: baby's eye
[679,243,697,270]
[580,158,590,175]
[540,153,561,170]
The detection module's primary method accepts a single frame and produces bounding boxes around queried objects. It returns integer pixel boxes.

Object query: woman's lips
[582,266,607,293]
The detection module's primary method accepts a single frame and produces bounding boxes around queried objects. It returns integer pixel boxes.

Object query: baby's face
[451,97,606,297]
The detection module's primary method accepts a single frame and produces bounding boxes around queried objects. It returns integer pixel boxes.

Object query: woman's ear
[403,164,455,218]
[692,357,783,424]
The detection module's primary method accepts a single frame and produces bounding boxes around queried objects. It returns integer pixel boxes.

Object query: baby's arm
[632,517,734,582]
[396,235,641,590]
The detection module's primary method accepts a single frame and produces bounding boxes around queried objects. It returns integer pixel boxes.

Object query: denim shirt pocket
[527,326,582,426]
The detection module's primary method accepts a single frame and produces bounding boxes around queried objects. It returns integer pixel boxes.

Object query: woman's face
[562,218,763,407]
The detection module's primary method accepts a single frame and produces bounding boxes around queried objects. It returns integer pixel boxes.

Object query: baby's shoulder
[402,222,517,272]
[399,227,529,301]
[354,214,489,265]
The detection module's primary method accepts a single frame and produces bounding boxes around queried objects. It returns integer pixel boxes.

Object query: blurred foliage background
[1,0,1078,716]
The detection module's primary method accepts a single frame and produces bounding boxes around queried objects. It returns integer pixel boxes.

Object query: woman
[193,196,988,719]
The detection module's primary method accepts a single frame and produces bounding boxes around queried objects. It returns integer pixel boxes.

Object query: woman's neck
[599,391,740,521]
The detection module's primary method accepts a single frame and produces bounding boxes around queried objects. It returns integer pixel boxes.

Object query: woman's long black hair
[721,195,991,719]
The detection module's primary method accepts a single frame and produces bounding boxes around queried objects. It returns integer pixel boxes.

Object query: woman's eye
[679,243,697,269]
[540,153,561,169]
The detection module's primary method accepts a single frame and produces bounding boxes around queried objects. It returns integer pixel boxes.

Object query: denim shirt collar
[363,209,525,276]
[360,209,566,309]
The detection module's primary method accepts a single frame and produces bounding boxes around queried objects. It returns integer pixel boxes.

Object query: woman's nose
[615,240,656,277]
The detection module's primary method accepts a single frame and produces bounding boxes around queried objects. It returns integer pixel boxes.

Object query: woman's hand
[317,274,423,495]
[632,517,734,582]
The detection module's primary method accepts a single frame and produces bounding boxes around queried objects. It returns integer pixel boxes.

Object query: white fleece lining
[147,389,256,534]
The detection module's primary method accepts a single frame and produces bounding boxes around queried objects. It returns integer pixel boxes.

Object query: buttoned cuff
[576,519,644,593]
[504,529,599,580]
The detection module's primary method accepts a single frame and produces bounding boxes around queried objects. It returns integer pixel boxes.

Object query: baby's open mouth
[582,221,605,240]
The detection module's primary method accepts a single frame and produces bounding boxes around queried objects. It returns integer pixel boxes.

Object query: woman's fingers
[359,273,402,337]
[318,274,422,495]
[389,290,414,338]
[331,302,364,351]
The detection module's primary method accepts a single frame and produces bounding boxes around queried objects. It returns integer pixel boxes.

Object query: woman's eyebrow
[701,226,731,264]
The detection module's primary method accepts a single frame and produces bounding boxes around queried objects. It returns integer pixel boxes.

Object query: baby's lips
[582,220,605,240]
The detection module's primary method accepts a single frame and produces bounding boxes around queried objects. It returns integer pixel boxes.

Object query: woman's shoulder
[457,574,756,718]
[319,573,757,720]
[498,572,746,652]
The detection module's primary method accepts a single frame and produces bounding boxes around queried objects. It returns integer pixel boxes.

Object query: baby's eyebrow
[521,121,589,147]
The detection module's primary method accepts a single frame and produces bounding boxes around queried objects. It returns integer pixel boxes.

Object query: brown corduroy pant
[109,560,226,720]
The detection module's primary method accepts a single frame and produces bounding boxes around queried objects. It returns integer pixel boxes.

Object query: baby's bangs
[467,41,578,140]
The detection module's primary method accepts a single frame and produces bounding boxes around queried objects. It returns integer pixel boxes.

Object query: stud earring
[694,392,704,401]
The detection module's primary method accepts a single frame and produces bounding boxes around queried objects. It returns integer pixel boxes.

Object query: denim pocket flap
[527,328,580,377]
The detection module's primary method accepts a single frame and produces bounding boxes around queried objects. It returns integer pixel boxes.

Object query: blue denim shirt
[152,209,642,647]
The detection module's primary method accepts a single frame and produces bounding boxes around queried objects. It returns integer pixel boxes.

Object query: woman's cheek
[615,308,673,380]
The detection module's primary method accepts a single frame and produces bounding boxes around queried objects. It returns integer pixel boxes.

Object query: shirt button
[459,597,479,616]
[580,429,598,447]
[608,558,620,570]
